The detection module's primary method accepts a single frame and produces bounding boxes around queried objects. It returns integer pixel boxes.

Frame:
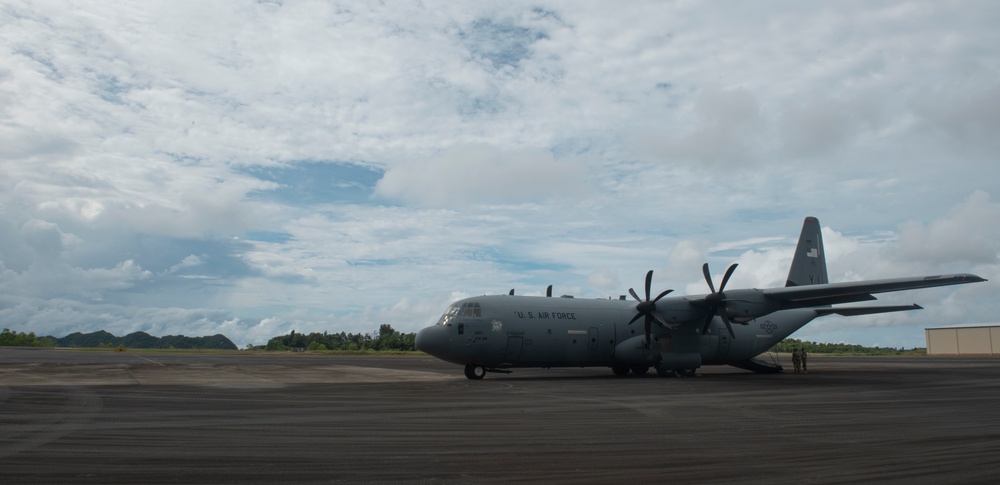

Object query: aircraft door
[504,336,524,364]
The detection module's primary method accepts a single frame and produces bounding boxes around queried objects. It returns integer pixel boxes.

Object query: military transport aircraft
[415,217,986,379]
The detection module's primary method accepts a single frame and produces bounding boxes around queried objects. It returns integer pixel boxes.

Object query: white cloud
[0,258,150,301]
[167,254,204,274]
[641,86,765,168]
[779,97,862,159]
[896,190,1000,266]
[587,268,620,291]
[374,143,589,207]
[21,219,66,259]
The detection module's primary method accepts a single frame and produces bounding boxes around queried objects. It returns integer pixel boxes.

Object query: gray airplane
[415,217,986,379]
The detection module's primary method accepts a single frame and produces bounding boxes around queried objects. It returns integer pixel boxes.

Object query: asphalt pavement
[2,348,999,484]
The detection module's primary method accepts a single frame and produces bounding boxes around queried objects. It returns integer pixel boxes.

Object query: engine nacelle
[722,289,781,323]
[652,299,706,325]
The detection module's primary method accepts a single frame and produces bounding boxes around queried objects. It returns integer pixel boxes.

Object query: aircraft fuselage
[415,294,817,374]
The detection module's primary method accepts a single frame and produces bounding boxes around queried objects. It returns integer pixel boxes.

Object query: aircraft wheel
[464,364,486,380]
[679,368,697,377]
[611,365,630,377]
[656,366,677,378]
[630,366,649,376]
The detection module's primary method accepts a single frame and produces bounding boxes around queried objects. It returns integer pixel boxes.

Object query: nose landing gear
[464,364,486,380]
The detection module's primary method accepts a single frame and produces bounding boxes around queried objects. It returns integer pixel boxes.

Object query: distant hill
[53,331,237,350]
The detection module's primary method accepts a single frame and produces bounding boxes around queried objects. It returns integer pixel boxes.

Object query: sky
[1,1,997,349]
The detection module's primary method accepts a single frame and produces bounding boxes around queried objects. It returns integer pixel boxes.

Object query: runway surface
[2,348,999,484]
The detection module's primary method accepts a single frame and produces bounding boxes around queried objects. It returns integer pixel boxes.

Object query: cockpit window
[462,302,481,317]
[437,305,460,325]
[436,302,482,325]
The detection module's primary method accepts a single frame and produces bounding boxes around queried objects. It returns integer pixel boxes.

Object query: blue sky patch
[464,246,569,273]
[243,231,294,244]
[243,161,383,205]
[460,17,548,71]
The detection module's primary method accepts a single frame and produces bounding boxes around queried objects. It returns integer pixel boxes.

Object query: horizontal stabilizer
[815,304,923,317]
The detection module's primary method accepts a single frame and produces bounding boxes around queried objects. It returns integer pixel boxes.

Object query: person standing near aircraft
[792,348,802,373]
[801,348,808,374]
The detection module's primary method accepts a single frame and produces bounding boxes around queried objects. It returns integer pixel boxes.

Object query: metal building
[925,324,1000,356]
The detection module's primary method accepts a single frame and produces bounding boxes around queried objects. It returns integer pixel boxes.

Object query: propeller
[627,270,674,348]
[700,262,738,338]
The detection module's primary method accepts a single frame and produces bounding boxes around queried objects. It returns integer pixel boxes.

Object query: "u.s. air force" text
[514,311,576,320]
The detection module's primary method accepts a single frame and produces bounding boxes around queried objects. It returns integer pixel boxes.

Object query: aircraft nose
[415,325,448,358]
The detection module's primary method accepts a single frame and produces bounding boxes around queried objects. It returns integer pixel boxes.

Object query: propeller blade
[719,263,738,293]
[722,317,736,338]
[701,311,736,338]
[700,313,714,335]
[644,270,653,301]
[702,263,715,293]
[652,289,673,303]
[546,285,553,297]
[650,311,670,328]
[644,315,652,348]
[509,289,515,295]
[628,312,643,325]
[628,287,642,303]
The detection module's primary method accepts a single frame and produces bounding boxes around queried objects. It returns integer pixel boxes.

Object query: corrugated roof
[925,323,1000,330]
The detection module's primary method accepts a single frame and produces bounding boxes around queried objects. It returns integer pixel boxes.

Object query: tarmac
[1,347,999,484]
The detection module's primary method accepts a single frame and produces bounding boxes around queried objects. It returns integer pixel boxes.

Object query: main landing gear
[610,364,652,376]
[611,364,697,377]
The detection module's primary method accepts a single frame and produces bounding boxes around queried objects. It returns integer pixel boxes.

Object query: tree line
[772,337,925,355]
[252,324,417,352]
[0,328,57,347]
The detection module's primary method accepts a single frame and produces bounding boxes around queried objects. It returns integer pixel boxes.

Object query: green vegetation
[253,324,416,352]
[773,338,926,356]
[0,328,57,347]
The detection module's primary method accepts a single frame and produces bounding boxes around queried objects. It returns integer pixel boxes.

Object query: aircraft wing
[763,273,985,309]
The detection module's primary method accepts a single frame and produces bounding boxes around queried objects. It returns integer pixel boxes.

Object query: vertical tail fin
[785,217,828,287]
